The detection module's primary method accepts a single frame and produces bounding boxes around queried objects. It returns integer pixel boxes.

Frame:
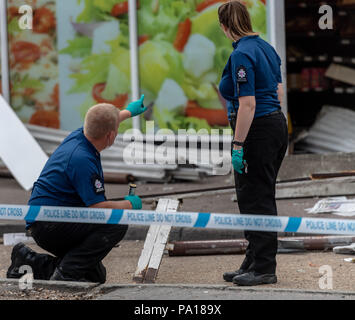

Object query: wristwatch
[232,140,245,147]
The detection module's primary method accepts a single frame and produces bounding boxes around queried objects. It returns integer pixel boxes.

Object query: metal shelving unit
[286,0,355,132]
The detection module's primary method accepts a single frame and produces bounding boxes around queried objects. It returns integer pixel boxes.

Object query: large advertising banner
[137,0,267,132]
[3,0,267,132]
[57,0,133,132]
[7,0,59,128]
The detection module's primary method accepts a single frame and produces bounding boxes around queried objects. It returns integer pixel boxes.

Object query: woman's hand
[232,147,244,174]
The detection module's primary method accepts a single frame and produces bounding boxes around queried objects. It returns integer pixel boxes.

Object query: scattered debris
[333,243,355,255]
[298,106,355,154]
[276,177,355,199]
[308,263,319,268]
[167,236,355,257]
[306,197,355,217]
[167,239,249,256]
[311,171,355,180]
[0,285,97,301]
[22,124,231,182]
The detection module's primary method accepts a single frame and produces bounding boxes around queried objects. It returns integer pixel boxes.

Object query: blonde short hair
[84,103,119,139]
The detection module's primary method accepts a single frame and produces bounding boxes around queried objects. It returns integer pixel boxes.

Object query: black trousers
[231,111,288,274]
[29,222,128,283]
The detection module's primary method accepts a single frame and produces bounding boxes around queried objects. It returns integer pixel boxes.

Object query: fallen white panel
[0,95,48,190]
[3,233,35,246]
[302,106,355,154]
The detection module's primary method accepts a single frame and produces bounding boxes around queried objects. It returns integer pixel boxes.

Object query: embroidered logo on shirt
[237,66,248,83]
[91,174,105,194]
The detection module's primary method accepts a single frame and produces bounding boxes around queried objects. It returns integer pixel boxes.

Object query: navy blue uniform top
[219,35,282,119]
[27,128,106,228]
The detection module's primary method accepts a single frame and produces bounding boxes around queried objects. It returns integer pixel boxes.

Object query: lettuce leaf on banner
[138,0,196,42]
[139,40,184,95]
[59,37,93,58]
[77,0,127,22]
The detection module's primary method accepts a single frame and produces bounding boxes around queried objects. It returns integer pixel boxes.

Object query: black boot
[223,269,248,282]
[7,243,34,279]
[7,242,58,280]
[223,255,254,282]
[85,262,107,284]
[50,267,90,282]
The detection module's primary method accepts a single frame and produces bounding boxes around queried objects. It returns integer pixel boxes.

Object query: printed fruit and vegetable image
[7,0,59,129]
[60,0,267,132]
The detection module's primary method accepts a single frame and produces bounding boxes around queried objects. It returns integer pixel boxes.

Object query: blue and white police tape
[0,204,355,235]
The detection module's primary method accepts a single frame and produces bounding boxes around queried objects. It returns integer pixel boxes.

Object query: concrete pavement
[95,284,355,300]
[1,279,354,300]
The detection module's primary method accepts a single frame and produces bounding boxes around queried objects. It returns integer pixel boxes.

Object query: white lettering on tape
[0,205,354,235]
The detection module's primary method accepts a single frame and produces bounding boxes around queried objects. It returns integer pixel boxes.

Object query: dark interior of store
[286,0,355,154]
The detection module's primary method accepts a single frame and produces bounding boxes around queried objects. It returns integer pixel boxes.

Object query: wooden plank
[311,171,355,180]
[144,199,180,283]
[276,176,355,199]
[132,199,169,283]
[278,152,355,182]
[143,225,172,283]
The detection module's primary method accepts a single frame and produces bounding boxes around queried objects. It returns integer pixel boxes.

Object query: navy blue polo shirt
[27,127,106,228]
[219,35,282,119]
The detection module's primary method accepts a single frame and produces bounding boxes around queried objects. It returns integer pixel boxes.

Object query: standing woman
[218,1,288,286]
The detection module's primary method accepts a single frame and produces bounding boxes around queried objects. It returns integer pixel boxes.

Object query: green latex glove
[232,148,245,174]
[124,195,142,210]
[126,95,147,117]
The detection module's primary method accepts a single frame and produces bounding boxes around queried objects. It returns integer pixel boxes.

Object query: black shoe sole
[233,275,277,286]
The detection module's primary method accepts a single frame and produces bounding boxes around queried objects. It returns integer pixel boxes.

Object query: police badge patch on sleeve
[237,66,248,83]
[91,174,105,194]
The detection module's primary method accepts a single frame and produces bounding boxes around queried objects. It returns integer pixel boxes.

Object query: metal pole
[0,0,10,103]
[128,0,141,131]
[267,0,288,118]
